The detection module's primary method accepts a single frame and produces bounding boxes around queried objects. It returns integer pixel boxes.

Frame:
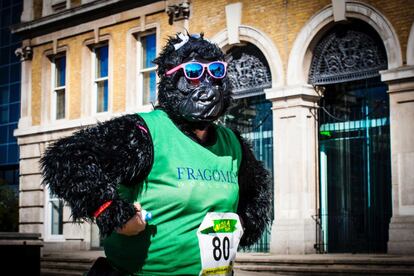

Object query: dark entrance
[220,43,274,252]
[319,78,391,253]
[310,21,392,253]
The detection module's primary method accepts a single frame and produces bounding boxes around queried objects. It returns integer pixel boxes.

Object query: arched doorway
[310,21,392,253]
[219,42,274,252]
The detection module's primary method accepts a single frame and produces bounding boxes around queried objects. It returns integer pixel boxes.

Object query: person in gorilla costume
[41,32,271,275]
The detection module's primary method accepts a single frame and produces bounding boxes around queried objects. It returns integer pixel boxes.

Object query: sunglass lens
[184,63,203,79]
[208,62,226,78]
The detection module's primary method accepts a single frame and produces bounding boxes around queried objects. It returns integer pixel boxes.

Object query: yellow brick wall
[364,0,414,64]
[31,43,51,126]
[189,0,331,71]
[58,32,94,120]
[28,1,414,125]
[101,19,141,113]
[147,11,178,48]
[190,0,413,70]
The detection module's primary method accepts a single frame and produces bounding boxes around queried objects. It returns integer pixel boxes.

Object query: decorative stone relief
[309,30,387,85]
[228,53,271,96]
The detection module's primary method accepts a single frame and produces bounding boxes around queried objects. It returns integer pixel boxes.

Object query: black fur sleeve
[235,133,272,247]
[40,114,153,237]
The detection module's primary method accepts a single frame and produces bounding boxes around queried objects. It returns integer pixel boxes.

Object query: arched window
[309,21,391,253]
[309,23,387,85]
[220,42,273,252]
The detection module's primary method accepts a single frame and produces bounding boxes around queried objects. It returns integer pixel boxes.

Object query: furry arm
[236,133,272,247]
[40,114,153,237]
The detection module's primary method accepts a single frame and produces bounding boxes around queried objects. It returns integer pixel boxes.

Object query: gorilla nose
[197,89,216,102]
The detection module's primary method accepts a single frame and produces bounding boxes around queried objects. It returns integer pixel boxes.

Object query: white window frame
[91,43,110,114]
[50,53,67,121]
[44,187,65,242]
[137,30,157,106]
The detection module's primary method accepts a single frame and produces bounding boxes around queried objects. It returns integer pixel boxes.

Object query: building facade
[0,0,23,231]
[12,0,414,254]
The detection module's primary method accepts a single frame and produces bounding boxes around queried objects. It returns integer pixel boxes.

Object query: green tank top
[103,110,242,275]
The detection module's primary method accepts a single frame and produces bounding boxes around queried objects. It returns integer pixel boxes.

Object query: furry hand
[116,203,146,236]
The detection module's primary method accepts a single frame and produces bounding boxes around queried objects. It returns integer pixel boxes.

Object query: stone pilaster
[15,41,33,129]
[266,85,320,254]
[381,66,414,254]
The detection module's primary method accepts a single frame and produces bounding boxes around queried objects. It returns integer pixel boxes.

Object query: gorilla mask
[154,33,232,124]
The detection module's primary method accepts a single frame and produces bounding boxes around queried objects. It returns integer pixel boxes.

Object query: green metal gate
[318,78,392,253]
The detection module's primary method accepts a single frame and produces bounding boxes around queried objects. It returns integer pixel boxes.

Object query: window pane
[0,126,7,143]
[9,83,19,103]
[12,4,22,24]
[96,79,108,112]
[0,85,8,105]
[0,105,8,123]
[10,63,20,82]
[0,67,9,85]
[55,56,66,87]
[1,8,11,27]
[1,29,10,45]
[142,70,156,105]
[141,33,156,69]
[56,89,65,119]
[8,123,17,142]
[0,46,10,65]
[50,199,63,235]
[2,0,12,8]
[96,45,108,78]
[7,143,18,163]
[9,102,19,122]
[0,145,6,163]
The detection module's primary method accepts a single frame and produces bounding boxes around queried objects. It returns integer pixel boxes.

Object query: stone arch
[407,22,414,65]
[211,25,284,88]
[287,1,403,86]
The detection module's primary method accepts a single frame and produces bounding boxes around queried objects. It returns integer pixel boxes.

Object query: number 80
[212,236,230,261]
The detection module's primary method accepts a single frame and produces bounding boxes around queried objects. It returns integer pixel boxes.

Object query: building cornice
[11,0,164,38]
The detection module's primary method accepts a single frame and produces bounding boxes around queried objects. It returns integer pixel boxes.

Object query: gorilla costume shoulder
[40,32,271,248]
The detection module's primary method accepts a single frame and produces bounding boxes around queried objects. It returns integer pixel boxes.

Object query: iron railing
[312,214,326,254]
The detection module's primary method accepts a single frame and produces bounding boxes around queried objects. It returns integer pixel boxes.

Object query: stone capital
[380,66,414,93]
[265,85,321,110]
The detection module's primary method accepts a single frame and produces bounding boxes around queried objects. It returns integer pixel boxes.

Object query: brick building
[11,0,414,254]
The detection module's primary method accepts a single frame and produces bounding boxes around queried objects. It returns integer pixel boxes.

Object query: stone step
[236,259,414,267]
[41,256,94,276]
[41,261,92,270]
[235,254,414,267]
[235,264,414,275]
[41,268,84,276]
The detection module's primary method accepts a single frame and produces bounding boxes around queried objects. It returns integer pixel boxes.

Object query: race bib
[197,212,243,276]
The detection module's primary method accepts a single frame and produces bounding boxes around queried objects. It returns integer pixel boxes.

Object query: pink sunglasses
[165,61,228,80]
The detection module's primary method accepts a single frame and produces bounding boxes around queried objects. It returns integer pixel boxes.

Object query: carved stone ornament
[309,30,387,85]
[166,1,190,25]
[15,46,33,61]
[228,53,272,96]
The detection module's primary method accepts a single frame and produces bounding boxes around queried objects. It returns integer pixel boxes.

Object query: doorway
[318,78,391,253]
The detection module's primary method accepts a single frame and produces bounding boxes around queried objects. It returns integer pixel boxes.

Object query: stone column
[266,85,320,254]
[15,41,33,129]
[381,66,414,254]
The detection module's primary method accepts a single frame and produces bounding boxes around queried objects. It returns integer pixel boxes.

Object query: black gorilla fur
[41,115,153,236]
[40,33,271,247]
